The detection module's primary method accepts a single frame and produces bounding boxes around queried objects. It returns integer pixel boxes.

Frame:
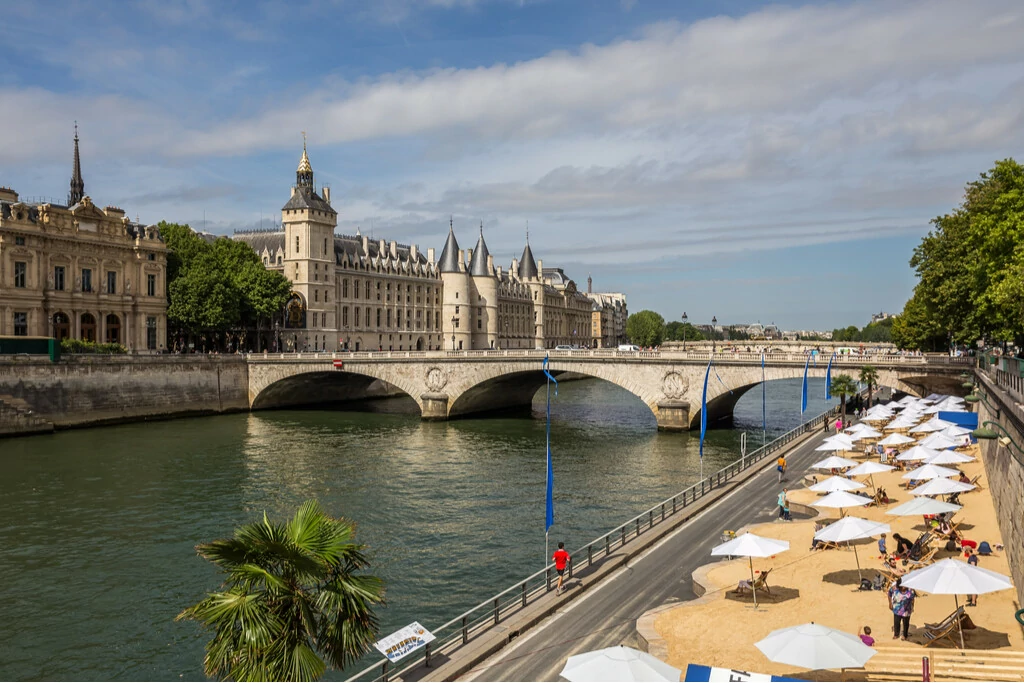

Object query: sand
[652,441,1024,681]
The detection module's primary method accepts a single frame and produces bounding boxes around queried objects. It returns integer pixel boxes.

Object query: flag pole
[699,357,712,485]
[542,356,558,571]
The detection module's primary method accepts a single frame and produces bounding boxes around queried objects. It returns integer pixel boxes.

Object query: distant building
[871,311,895,324]
[0,127,168,350]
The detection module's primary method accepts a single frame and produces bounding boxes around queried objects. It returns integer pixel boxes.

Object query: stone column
[656,400,691,431]
[420,393,449,421]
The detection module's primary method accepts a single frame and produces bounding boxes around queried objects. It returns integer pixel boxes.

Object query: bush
[61,338,128,355]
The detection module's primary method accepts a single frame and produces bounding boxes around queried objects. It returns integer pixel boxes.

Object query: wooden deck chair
[906,548,937,569]
[968,474,983,490]
[925,606,965,632]
[923,619,961,648]
[734,568,773,598]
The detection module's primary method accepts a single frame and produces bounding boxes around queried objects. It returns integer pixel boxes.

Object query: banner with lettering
[683,663,804,681]
[372,622,436,663]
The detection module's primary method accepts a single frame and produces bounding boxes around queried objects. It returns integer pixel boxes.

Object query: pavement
[453,417,844,682]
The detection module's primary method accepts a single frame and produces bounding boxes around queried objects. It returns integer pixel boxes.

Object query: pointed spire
[438,219,461,272]
[519,220,538,279]
[470,222,490,276]
[296,132,313,188]
[68,121,84,206]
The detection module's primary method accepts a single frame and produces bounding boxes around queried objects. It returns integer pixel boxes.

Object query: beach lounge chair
[905,548,937,569]
[923,607,976,648]
[734,568,773,598]
[968,474,983,490]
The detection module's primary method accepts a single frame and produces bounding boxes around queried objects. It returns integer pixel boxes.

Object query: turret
[469,224,498,349]
[438,219,471,350]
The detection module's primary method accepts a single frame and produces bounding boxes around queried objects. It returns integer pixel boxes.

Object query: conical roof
[68,123,84,206]
[469,226,490,276]
[438,222,462,272]
[519,242,538,279]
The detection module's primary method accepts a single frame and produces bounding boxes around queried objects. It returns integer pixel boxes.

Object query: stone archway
[80,313,96,342]
[416,336,424,351]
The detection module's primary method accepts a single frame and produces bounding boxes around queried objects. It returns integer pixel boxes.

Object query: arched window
[105,314,121,344]
[53,312,70,341]
[80,313,96,342]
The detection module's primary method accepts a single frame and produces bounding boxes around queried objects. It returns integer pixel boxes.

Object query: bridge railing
[346,402,848,682]
[249,349,963,366]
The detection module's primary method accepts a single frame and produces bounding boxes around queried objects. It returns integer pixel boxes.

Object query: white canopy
[886,497,962,516]
[910,478,976,496]
[901,559,1014,596]
[919,433,960,450]
[813,516,890,543]
[885,416,919,430]
[816,435,856,451]
[559,646,682,682]
[812,490,873,510]
[939,425,973,439]
[846,461,896,476]
[812,455,858,470]
[924,451,975,466]
[711,532,790,558]
[895,445,942,462]
[851,427,883,440]
[755,623,877,670]
[902,463,959,481]
[809,476,867,493]
[909,422,943,434]
[878,433,915,446]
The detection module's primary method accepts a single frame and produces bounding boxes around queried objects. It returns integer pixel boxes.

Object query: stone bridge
[246,350,972,430]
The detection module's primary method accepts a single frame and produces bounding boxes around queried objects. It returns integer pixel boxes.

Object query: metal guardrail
[347,402,848,682]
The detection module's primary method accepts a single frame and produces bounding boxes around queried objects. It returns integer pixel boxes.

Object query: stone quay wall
[0,355,249,429]
[976,371,1024,605]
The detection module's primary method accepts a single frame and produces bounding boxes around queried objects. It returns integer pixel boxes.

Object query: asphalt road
[459,421,836,682]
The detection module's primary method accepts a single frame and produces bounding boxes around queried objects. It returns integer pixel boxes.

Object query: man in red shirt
[553,542,571,594]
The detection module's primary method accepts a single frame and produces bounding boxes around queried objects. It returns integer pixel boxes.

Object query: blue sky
[2,0,1022,329]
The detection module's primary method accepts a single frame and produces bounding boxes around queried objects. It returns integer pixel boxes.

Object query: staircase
[866,645,1024,681]
[0,395,54,436]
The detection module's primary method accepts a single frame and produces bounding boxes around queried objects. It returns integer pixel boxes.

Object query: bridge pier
[656,400,691,432]
[420,393,450,421]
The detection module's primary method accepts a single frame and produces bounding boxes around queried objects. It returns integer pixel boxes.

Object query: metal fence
[347,403,845,682]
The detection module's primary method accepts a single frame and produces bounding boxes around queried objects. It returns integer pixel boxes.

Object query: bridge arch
[248,362,426,412]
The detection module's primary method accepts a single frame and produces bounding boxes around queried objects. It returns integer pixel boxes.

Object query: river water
[0,377,838,680]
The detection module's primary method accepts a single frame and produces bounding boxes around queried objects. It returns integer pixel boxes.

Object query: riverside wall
[0,355,250,429]
[976,371,1024,605]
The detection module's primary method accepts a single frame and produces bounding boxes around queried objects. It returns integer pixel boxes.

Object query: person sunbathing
[958,471,971,484]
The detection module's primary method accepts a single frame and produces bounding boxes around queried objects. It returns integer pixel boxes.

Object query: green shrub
[60,338,128,354]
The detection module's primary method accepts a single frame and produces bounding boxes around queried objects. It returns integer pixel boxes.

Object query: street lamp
[274,321,280,353]
[47,313,53,339]
[711,315,718,353]
[504,320,508,350]
[681,311,688,349]
[451,315,456,351]
[972,421,1024,462]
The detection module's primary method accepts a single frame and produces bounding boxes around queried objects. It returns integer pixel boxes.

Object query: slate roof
[469,230,490,276]
[233,230,431,267]
[438,228,461,272]
[519,242,538,279]
[281,186,337,215]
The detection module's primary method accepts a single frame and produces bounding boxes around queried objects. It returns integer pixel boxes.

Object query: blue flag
[825,352,836,401]
[800,353,810,415]
[542,356,559,532]
[700,358,713,460]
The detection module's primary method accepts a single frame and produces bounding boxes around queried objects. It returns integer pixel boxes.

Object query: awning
[938,411,978,429]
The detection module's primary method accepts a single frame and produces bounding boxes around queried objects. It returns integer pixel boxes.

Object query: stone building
[0,128,168,350]
[236,142,626,351]
[588,290,628,348]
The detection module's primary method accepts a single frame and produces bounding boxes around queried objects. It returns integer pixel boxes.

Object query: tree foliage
[830,373,859,422]
[831,318,893,343]
[893,159,1024,350]
[664,321,706,342]
[160,222,294,339]
[858,365,879,409]
[178,500,385,682]
[626,310,666,347]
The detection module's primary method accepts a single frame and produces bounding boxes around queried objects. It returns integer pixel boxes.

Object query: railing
[347,403,844,682]
[249,349,965,367]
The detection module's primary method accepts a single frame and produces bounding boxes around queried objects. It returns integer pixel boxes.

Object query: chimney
[362,235,369,254]
[496,265,503,279]
[410,244,418,260]
[511,258,519,278]
[537,259,543,273]
[427,247,435,263]
[379,239,386,257]
[323,186,331,205]
[486,254,494,274]
[458,249,465,271]
[389,240,397,259]
[291,187,297,197]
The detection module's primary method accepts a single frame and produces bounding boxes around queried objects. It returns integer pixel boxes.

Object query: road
[459,419,840,682]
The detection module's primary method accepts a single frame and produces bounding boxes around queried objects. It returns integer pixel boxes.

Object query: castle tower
[518,237,545,348]
[469,223,498,349]
[282,135,338,350]
[438,219,471,350]
[68,123,84,206]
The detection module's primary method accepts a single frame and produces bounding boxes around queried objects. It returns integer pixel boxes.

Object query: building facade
[0,130,168,350]
[236,143,627,351]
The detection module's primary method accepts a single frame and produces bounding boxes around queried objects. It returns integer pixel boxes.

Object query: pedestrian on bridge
[777,454,787,482]
[553,542,571,595]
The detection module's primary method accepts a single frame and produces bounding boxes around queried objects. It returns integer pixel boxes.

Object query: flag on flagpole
[542,357,559,533]
[761,352,767,440]
[800,353,810,415]
[825,352,836,401]
[700,358,713,461]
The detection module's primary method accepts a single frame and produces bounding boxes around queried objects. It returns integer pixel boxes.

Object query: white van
[618,344,640,352]
[554,345,573,351]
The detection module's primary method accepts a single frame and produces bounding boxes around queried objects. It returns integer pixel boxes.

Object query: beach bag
[978,541,992,555]
[859,578,873,591]
[945,540,957,552]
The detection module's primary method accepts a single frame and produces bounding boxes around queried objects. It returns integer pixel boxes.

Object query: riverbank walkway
[437,416,841,682]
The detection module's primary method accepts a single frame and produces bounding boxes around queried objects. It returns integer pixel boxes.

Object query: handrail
[346,399,853,682]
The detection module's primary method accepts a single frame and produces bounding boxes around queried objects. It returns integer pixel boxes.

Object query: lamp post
[47,313,53,339]
[451,315,456,351]
[681,311,688,350]
[504,320,508,350]
[711,315,718,353]
[973,421,1024,463]
[274,321,280,353]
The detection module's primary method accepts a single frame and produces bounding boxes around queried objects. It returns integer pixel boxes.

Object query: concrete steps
[0,394,54,436]
[865,645,1024,681]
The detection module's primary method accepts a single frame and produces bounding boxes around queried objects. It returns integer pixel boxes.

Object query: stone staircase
[0,394,54,436]
[865,645,1024,681]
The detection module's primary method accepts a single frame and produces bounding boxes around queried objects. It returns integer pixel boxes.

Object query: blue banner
[542,357,559,532]
[684,663,804,682]
[800,353,810,415]
[700,358,712,460]
[825,352,835,401]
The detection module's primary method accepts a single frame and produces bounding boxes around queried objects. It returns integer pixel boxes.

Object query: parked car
[617,344,641,352]
[554,345,573,351]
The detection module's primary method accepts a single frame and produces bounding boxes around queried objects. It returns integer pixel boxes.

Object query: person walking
[777,454,787,483]
[777,488,790,520]
[552,542,571,595]
[888,578,916,640]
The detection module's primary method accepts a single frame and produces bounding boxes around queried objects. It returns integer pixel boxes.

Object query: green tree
[625,310,666,347]
[830,374,859,423]
[168,251,241,333]
[178,500,385,682]
[664,321,706,342]
[858,365,879,409]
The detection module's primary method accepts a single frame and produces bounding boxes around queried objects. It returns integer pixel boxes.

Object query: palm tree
[178,500,385,682]
[830,373,859,424]
[859,365,879,409]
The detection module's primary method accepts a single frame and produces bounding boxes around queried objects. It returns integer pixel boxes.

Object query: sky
[2,0,1022,330]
